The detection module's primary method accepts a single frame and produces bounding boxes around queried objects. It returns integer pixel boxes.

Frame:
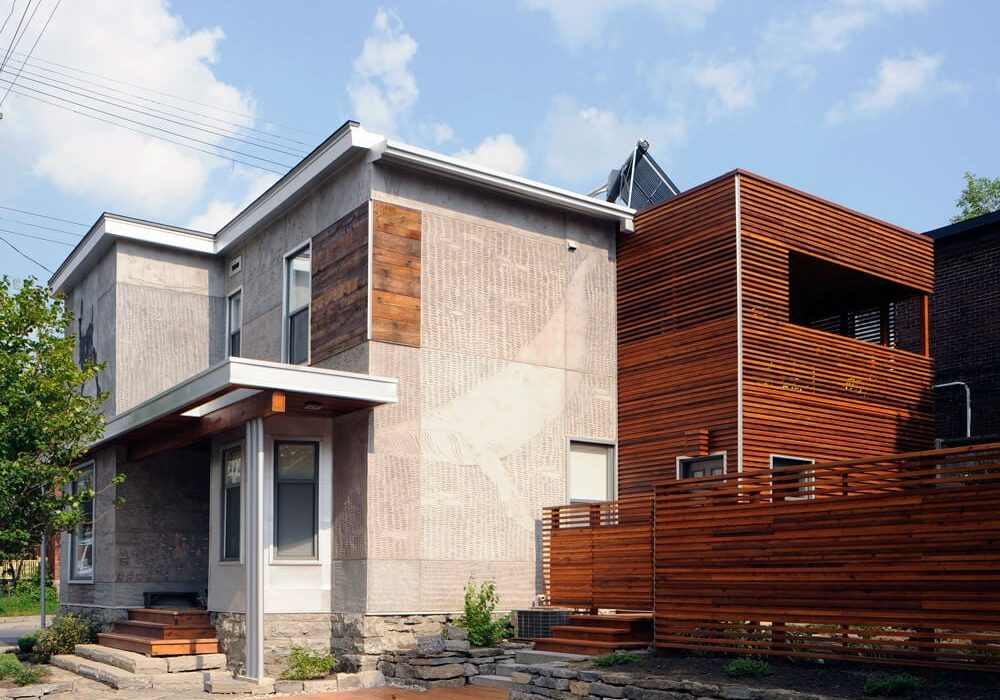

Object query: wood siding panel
[618,175,739,495]
[311,202,369,363]
[372,200,421,347]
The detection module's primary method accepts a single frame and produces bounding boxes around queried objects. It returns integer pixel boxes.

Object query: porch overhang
[97,357,397,461]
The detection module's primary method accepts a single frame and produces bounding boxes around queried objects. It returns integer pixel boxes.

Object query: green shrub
[725,658,772,678]
[12,665,49,686]
[16,632,38,654]
[863,673,923,697]
[31,614,93,662]
[457,578,509,646]
[0,653,21,679]
[593,652,642,667]
[279,646,336,680]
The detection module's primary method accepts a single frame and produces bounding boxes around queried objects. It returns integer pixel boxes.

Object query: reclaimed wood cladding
[310,202,369,364]
[371,200,421,347]
[738,172,935,471]
[617,174,739,495]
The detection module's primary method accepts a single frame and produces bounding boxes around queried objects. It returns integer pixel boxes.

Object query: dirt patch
[582,652,1000,700]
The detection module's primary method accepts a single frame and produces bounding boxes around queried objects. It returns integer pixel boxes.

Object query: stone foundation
[211,612,246,673]
[331,612,453,671]
[59,605,128,633]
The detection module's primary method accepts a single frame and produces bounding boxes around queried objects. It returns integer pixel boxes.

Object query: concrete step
[495,662,517,677]
[514,649,590,665]
[74,643,167,674]
[470,674,512,689]
[51,653,217,691]
[204,671,275,695]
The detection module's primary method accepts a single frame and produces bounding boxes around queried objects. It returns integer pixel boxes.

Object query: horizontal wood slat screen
[653,442,1000,670]
[542,495,654,611]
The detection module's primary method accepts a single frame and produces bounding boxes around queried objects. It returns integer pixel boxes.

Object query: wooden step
[127,608,212,627]
[567,613,652,631]
[531,637,649,656]
[98,632,220,657]
[549,625,648,643]
[113,620,217,640]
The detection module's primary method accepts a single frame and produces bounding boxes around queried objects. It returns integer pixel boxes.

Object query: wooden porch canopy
[95,357,398,462]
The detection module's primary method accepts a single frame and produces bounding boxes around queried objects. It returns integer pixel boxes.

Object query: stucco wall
[64,248,116,415]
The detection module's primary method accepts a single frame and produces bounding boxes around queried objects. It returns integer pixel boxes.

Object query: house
[616,169,934,495]
[925,209,1000,443]
[52,121,631,678]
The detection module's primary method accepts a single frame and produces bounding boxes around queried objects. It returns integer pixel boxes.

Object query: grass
[592,652,642,667]
[725,658,773,678]
[0,583,56,617]
[863,673,923,697]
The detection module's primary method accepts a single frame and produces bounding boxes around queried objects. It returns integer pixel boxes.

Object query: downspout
[934,381,972,438]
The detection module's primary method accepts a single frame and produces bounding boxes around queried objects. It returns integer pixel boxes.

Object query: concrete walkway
[0,614,52,645]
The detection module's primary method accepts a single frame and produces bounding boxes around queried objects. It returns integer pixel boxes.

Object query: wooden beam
[128,390,286,462]
[922,293,930,356]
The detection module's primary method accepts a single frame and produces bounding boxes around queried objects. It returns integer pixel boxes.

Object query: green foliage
[0,653,21,679]
[279,646,336,680]
[0,578,57,617]
[0,276,112,562]
[16,632,38,654]
[31,613,93,662]
[592,652,642,667]
[457,578,509,646]
[724,658,772,678]
[863,673,923,697]
[12,665,49,686]
[952,171,1000,222]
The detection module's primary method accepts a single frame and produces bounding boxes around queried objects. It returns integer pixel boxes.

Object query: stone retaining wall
[509,664,836,700]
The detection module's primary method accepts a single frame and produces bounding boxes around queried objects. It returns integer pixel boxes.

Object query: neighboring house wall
[65,249,116,414]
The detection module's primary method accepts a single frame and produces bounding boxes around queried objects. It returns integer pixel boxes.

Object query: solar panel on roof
[601,140,681,210]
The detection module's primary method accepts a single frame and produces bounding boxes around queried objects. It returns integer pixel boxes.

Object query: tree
[0,276,112,565]
[952,171,1000,223]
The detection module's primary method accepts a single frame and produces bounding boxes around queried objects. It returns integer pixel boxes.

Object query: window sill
[68,579,94,585]
[269,559,321,566]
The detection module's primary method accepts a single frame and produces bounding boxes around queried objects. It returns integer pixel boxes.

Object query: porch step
[51,651,223,691]
[126,607,212,626]
[514,649,589,665]
[51,653,154,690]
[470,674,513,689]
[567,613,653,631]
[114,619,218,640]
[74,643,227,673]
[548,624,648,643]
[531,637,649,656]
[98,631,221,656]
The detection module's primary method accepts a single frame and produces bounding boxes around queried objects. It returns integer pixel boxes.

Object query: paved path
[0,615,52,645]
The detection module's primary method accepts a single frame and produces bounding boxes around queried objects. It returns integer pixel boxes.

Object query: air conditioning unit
[512,608,572,640]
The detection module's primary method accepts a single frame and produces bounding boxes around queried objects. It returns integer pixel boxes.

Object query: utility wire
[0,0,60,108]
[0,214,82,237]
[6,87,290,174]
[0,203,87,227]
[0,1,17,40]
[0,225,73,246]
[0,67,309,157]
[0,0,39,78]
[0,233,53,273]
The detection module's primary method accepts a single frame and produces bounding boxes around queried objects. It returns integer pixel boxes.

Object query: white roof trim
[100,357,397,446]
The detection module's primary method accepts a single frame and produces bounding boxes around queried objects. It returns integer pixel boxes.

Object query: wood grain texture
[311,202,369,363]
[372,200,421,347]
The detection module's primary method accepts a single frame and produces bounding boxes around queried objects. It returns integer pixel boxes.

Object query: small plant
[0,653,22,679]
[12,665,49,686]
[279,646,336,680]
[863,673,923,697]
[17,632,38,654]
[31,613,93,662]
[457,578,509,646]
[593,651,642,667]
[725,658,772,678]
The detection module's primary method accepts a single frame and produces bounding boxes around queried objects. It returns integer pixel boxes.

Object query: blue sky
[0,0,997,280]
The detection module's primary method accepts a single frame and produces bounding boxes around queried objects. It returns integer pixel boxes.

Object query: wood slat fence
[543,443,1000,670]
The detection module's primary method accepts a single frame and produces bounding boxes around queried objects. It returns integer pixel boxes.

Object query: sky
[0,0,997,281]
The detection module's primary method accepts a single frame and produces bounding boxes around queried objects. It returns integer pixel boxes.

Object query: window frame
[770,454,816,501]
[220,441,243,563]
[567,438,617,504]
[272,439,320,561]
[676,452,727,480]
[68,461,96,584]
[282,243,312,365]
[226,288,242,359]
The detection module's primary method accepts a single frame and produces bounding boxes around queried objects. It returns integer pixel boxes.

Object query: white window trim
[769,454,816,500]
[226,287,243,359]
[68,461,96,584]
[270,437,321,563]
[676,452,728,480]
[282,242,312,365]
[566,438,618,504]
[220,440,244,564]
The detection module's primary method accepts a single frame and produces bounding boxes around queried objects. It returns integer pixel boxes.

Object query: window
[771,455,815,500]
[677,454,726,479]
[221,444,242,561]
[274,441,318,559]
[227,290,242,358]
[285,246,311,364]
[568,441,615,503]
[69,464,95,581]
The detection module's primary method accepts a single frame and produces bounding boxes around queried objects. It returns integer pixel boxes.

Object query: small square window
[771,455,815,500]
[677,454,725,479]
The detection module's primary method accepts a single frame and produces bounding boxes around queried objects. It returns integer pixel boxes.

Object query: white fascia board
[100,357,398,445]
[372,139,636,231]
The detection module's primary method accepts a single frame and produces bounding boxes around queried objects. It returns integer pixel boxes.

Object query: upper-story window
[677,453,726,479]
[227,290,242,358]
[69,463,95,582]
[285,246,311,364]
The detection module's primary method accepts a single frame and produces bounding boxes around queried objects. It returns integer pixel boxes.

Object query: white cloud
[432,122,455,145]
[186,171,280,232]
[522,0,717,49]
[0,0,257,218]
[690,60,756,117]
[539,95,686,187]
[453,134,530,175]
[347,8,418,136]
[826,52,955,123]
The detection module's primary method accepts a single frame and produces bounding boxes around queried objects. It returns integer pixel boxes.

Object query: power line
[0,1,17,40]
[0,214,82,237]
[0,233,53,273]
[0,204,87,227]
[0,0,39,78]
[0,225,73,246]
[0,0,60,108]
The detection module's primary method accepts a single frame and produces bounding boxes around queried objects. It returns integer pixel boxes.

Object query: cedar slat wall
[311,202,369,363]
[542,496,654,611]
[618,175,739,495]
[371,200,421,347]
[653,443,1000,670]
[738,172,935,471]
